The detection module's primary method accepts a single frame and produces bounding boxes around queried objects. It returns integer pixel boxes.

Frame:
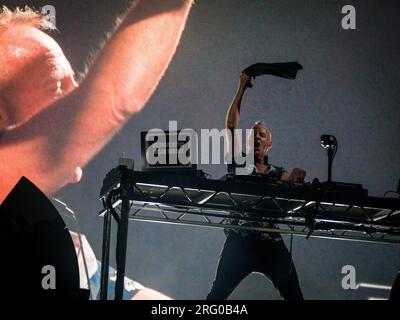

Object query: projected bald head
[0,11,77,129]
[0,1,193,201]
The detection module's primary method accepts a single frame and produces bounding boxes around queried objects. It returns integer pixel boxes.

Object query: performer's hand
[239,73,252,90]
[287,168,307,183]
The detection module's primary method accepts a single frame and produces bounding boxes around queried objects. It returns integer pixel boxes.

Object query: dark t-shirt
[224,162,285,242]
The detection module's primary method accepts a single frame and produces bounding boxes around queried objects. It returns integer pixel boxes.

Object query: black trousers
[390,272,400,300]
[207,233,304,300]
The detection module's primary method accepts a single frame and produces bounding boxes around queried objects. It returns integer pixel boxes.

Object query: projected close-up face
[0,24,76,129]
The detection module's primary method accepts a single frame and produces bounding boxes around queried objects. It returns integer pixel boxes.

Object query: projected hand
[288,168,307,183]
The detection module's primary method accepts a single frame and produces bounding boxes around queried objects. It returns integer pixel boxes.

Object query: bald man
[207,74,305,300]
[0,0,193,203]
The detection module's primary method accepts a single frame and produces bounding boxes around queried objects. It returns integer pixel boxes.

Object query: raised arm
[0,0,193,203]
[225,73,252,158]
[225,73,251,129]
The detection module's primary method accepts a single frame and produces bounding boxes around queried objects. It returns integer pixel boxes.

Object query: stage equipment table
[98,166,400,300]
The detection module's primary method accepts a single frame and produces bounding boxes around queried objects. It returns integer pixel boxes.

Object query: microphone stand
[327,146,334,185]
[321,135,338,186]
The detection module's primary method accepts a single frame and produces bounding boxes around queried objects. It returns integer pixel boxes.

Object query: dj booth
[98,166,400,300]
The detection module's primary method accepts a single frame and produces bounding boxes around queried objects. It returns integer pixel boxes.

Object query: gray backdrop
[3,0,400,299]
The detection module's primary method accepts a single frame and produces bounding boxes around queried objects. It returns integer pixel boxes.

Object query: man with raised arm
[207,73,305,300]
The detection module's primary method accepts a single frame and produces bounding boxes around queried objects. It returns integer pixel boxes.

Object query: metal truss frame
[98,167,400,300]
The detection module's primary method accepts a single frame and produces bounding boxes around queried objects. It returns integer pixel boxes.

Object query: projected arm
[0,0,193,203]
